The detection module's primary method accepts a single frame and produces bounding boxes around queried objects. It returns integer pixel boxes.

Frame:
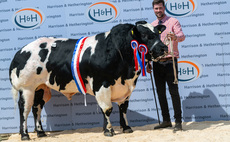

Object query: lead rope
[144,31,178,84]
[169,32,178,84]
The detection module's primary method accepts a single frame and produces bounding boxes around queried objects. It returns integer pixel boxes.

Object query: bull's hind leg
[18,90,34,140]
[118,99,133,133]
[95,87,115,136]
[32,89,47,138]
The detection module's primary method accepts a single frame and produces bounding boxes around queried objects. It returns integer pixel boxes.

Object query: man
[147,0,185,131]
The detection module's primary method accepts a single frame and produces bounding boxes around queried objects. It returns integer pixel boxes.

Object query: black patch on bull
[38,49,48,62]
[9,50,31,79]
[39,42,47,48]
[36,67,42,75]
[46,39,77,90]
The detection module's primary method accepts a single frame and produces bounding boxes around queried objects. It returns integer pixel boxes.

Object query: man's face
[153,3,165,19]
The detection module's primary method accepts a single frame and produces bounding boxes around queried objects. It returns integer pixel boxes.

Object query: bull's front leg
[32,89,47,138]
[100,107,115,136]
[95,87,115,136]
[118,100,133,133]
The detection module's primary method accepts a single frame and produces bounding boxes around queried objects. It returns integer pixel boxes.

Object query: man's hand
[167,32,177,41]
[146,62,152,73]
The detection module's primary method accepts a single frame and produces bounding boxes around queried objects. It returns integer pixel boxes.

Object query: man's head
[152,0,166,20]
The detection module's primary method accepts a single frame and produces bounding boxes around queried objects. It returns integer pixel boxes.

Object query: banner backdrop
[0,0,230,133]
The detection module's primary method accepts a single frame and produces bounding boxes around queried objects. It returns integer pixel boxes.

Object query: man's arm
[173,20,185,42]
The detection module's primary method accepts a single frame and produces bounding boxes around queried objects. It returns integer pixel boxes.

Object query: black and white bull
[9,21,167,140]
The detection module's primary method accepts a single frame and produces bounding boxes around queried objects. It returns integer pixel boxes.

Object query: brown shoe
[154,121,172,129]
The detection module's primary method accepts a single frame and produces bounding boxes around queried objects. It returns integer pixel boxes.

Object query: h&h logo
[86,2,119,23]
[178,60,202,83]
[165,0,198,17]
[13,8,45,30]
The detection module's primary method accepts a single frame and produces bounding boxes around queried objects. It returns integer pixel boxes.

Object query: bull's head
[131,21,168,61]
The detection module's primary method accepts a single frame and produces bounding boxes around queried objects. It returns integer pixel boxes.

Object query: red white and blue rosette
[131,40,148,76]
[138,44,148,76]
[131,40,139,71]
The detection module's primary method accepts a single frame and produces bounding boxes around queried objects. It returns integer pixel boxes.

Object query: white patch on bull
[80,31,110,58]
[141,23,155,33]
[51,42,56,48]
[22,37,68,53]
[104,31,110,38]
[105,115,112,130]
[21,89,35,134]
[11,86,18,109]
[15,59,47,89]
[86,76,94,95]
[95,86,112,113]
[10,68,20,90]
[80,36,98,58]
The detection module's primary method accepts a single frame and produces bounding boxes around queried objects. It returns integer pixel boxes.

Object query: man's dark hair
[152,0,165,7]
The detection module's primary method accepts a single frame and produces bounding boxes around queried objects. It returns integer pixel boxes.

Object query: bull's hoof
[21,134,30,141]
[37,131,47,137]
[104,128,115,137]
[123,126,133,133]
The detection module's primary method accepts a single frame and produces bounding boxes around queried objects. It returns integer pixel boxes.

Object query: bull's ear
[155,25,166,34]
[135,21,147,25]
[131,21,147,38]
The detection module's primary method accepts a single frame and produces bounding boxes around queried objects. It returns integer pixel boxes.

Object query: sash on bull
[9,21,167,140]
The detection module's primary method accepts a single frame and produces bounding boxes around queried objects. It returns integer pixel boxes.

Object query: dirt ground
[2,121,230,142]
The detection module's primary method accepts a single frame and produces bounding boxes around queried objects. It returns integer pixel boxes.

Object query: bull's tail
[11,87,18,110]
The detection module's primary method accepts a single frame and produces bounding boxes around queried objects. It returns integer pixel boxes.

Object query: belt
[158,57,176,62]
